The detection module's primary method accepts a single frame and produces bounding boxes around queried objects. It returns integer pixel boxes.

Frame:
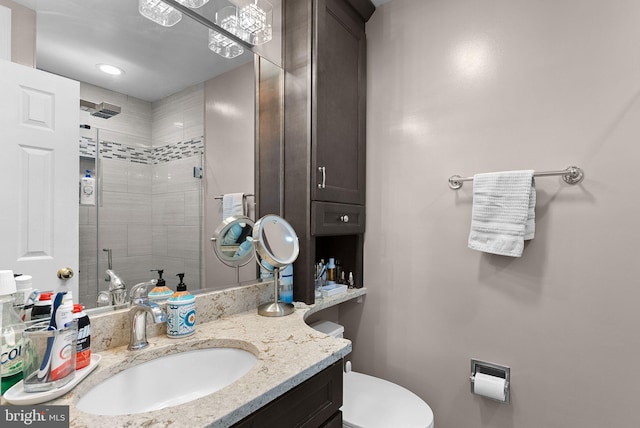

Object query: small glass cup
[315,277,324,300]
[22,321,77,392]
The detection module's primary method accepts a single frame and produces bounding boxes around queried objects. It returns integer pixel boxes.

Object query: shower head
[80,100,121,119]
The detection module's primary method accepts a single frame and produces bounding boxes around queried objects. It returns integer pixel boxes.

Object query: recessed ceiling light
[96,64,125,76]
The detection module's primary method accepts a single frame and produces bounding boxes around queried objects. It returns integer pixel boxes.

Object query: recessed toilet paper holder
[470,359,511,404]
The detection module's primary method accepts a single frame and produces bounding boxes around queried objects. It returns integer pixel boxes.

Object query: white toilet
[311,321,435,428]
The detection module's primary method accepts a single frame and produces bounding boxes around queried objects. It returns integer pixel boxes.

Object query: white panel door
[0,59,79,298]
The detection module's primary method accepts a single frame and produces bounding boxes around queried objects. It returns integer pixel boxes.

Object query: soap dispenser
[166,273,196,338]
[80,170,96,206]
[148,269,172,301]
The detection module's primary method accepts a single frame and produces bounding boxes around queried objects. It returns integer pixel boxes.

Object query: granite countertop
[48,287,367,428]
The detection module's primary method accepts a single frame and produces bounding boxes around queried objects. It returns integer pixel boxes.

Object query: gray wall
[341,0,640,427]
[0,0,35,67]
[204,61,256,289]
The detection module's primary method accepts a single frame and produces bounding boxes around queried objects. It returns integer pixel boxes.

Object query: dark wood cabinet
[313,0,367,205]
[231,360,343,428]
[257,0,374,303]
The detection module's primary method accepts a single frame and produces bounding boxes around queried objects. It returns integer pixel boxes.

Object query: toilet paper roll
[473,372,506,401]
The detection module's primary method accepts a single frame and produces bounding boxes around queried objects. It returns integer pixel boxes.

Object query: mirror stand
[258,267,295,317]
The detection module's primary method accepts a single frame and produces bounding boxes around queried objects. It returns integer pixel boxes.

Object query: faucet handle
[130,279,157,301]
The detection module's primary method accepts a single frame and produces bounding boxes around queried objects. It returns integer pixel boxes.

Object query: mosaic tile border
[79,137,203,164]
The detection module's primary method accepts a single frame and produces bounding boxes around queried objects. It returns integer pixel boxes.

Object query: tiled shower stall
[78,83,204,308]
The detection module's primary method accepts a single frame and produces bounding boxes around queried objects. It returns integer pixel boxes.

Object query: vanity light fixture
[138,0,210,27]
[141,0,272,59]
[138,0,183,27]
[96,64,125,76]
[208,6,245,59]
[231,0,273,45]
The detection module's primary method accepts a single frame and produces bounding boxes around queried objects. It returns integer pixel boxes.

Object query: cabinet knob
[318,166,326,189]
[340,215,350,223]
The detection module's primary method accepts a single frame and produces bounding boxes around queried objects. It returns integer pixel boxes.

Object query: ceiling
[12,0,254,102]
[12,0,390,102]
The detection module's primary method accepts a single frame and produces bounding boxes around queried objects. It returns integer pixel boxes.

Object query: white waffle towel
[468,170,536,257]
[222,193,245,219]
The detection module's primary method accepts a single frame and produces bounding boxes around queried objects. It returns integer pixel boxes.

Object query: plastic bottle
[326,258,336,284]
[31,292,54,321]
[13,275,36,321]
[148,269,173,301]
[279,264,293,304]
[80,170,96,206]
[73,304,91,370]
[49,292,76,381]
[0,270,27,395]
[166,273,196,338]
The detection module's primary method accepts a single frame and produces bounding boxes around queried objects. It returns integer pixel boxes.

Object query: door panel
[0,59,79,297]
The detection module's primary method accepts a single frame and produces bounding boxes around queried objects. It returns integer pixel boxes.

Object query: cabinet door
[313,0,366,205]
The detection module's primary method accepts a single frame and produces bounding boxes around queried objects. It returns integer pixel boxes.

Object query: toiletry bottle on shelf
[326,258,336,284]
[80,170,96,206]
[0,270,27,395]
[73,304,91,370]
[279,264,293,304]
[166,273,196,338]
[148,269,172,301]
[348,272,355,288]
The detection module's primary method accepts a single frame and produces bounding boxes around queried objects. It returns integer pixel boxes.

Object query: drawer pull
[318,166,326,189]
[340,215,350,223]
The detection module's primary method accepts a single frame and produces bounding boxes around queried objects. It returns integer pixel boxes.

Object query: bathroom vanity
[39,283,366,427]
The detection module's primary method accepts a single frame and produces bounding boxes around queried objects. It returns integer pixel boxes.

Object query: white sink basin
[76,347,257,415]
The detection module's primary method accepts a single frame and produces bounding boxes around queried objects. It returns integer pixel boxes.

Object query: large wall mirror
[7,0,282,310]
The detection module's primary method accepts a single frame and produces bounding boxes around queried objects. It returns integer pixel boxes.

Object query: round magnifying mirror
[211,216,255,267]
[252,215,299,317]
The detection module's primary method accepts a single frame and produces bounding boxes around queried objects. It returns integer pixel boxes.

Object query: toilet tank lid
[310,320,344,338]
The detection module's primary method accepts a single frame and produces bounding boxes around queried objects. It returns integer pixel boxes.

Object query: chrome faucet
[98,269,127,306]
[128,280,165,351]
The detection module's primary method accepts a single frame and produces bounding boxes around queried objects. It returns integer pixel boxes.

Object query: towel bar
[448,166,584,190]
[214,194,255,200]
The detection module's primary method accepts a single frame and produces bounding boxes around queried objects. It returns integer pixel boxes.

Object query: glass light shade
[175,0,209,8]
[232,0,273,45]
[139,0,182,27]
[208,6,245,59]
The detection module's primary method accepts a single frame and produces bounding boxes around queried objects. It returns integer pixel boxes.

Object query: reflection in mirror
[212,216,255,277]
[252,215,299,317]
[4,0,282,311]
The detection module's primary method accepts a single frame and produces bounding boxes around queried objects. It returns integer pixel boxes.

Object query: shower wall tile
[152,192,185,225]
[97,224,128,256]
[167,156,201,193]
[80,82,152,141]
[150,256,185,282]
[79,224,97,267]
[151,83,204,145]
[152,226,168,257]
[167,226,200,259]
[127,224,153,257]
[79,205,96,226]
[152,163,169,195]
[101,158,128,192]
[128,163,152,194]
[184,190,201,226]
[111,255,154,288]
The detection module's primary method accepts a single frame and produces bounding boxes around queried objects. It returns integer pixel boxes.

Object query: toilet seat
[342,371,434,428]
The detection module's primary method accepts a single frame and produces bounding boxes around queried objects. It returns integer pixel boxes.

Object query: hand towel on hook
[468,170,536,257]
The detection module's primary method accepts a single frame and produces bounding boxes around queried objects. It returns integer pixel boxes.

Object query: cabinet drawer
[312,202,365,236]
